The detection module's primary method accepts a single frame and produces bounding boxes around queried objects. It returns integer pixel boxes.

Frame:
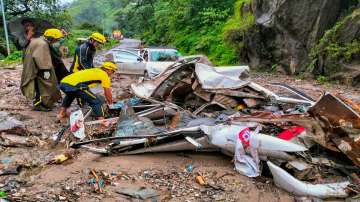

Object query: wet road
[117,38,141,49]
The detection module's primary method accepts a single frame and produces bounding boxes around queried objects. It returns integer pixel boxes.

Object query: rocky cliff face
[315,8,360,86]
[241,0,359,79]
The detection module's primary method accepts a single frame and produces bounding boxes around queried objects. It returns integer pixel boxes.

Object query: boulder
[243,0,356,74]
[316,8,360,85]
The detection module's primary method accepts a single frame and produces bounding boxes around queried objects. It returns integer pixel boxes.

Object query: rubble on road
[115,186,158,201]
[0,112,29,136]
[0,165,22,176]
[0,134,44,148]
[49,60,360,200]
[140,168,232,201]
[131,62,313,114]
[308,93,360,167]
[0,112,43,149]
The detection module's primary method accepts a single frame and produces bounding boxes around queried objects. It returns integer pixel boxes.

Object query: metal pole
[0,0,10,55]
[102,14,105,36]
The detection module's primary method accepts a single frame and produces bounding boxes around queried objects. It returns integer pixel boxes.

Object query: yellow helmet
[90,32,106,44]
[44,28,64,39]
[102,61,117,71]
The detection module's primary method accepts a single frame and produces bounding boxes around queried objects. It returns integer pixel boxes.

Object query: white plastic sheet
[200,124,307,177]
[195,63,250,90]
[70,110,85,140]
[131,82,157,98]
[235,126,261,177]
[201,125,260,177]
[267,161,350,198]
[200,125,260,177]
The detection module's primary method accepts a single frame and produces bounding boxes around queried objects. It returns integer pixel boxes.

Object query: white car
[102,48,182,78]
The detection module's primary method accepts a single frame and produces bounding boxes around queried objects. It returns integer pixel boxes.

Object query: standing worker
[57,62,117,121]
[21,28,65,111]
[70,32,106,72]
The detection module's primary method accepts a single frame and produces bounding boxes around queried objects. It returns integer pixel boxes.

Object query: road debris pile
[131,62,314,114]
[54,61,360,200]
[0,112,46,151]
[139,168,238,201]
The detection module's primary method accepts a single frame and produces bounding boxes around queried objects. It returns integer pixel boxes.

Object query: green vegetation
[63,29,93,56]
[103,39,119,50]
[309,8,360,74]
[65,0,123,56]
[63,29,119,57]
[67,0,124,34]
[69,0,254,65]
[0,191,7,198]
[224,0,254,52]
[69,0,257,65]
[316,75,327,84]
[0,0,71,57]
[3,51,22,64]
[122,0,238,65]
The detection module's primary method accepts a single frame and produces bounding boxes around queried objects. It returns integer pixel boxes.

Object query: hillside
[68,0,360,85]
[67,0,123,33]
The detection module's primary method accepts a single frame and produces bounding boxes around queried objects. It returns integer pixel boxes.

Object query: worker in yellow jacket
[57,62,117,121]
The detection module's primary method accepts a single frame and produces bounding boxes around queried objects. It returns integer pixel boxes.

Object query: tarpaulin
[195,63,250,90]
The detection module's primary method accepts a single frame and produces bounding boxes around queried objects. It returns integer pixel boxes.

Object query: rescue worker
[21,28,64,111]
[57,62,117,121]
[49,31,70,82]
[70,32,106,72]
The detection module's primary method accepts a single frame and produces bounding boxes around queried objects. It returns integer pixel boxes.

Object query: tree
[0,0,71,56]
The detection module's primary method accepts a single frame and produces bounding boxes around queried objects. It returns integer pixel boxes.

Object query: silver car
[100,48,182,78]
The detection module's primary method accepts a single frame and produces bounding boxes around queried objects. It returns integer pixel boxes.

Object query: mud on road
[0,63,359,201]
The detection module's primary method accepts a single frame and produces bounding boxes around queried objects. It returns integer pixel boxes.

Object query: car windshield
[150,50,181,62]
[113,50,139,63]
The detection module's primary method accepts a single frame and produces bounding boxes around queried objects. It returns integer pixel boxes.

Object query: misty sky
[59,0,74,5]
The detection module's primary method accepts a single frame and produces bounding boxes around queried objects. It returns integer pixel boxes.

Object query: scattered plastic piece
[110,97,141,110]
[277,126,305,141]
[202,124,307,177]
[185,164,193,173]
[195,175,206,186]
[267,161,350,199]
[70,110,85,140]
[49,152,74,164]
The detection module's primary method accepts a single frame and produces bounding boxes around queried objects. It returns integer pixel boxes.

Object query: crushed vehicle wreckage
[56,60,360,199]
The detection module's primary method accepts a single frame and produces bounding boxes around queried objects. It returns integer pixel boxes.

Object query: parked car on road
[99,48,182,78]
[141,48,181,77]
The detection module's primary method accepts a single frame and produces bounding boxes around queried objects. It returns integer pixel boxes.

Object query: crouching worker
[57,62,117,121]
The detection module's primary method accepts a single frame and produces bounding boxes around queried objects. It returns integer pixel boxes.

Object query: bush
[63,29,93,56]
[77,23,102,33]
[64,29,120,56]
[224,0,254,55]
[309,8,360,74]
[316,75,327,84]
[4,51,22,63]
[103,38,120,50]
[132,0,240,65]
